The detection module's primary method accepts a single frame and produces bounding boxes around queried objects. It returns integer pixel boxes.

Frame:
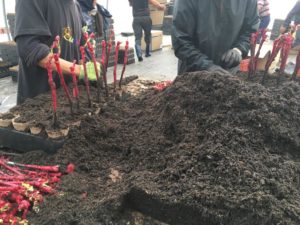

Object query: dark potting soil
[0,112,15,120]
[7,71,300,225]
[238,70,300,87]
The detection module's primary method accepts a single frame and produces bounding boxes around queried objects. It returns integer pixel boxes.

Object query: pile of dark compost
[7,71,300,225]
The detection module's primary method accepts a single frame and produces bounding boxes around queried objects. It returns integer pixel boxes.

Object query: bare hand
[279,25,287,34]
[158,4,166,11]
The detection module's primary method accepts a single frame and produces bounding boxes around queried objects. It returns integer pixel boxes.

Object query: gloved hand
[79,62,101,81]
[221,48,242,68]
[207,64,229,75]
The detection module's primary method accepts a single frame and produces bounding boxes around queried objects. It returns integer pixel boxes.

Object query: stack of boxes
[149,0,167,30]
[163,0,175,35]
[95,18,117,67]
[141,0,167,51]
[270,19,285,41]
[96,19,135,66]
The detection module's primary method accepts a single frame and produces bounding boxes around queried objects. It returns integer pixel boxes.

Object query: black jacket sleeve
[283,1,300,28]
[15,35,50,67]
[14,0,51,40]
[233,0,259,58]
[171,0,214,71]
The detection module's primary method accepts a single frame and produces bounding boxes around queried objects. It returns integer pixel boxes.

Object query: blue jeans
[257,15,270,43]
[259,15,270,30]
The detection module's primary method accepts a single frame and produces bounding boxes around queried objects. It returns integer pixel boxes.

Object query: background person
[172,0,259,75]
[129,0,166,62]
[14,0,100,104]
[280,0,300,47]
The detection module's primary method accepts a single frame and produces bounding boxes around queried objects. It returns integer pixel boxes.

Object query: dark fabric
[132,16,152,46]
[257,15,270,43]
[259,15,271,29]
[95,12,104,36]
[284,1,300,28]
[293,28,300,48]
[15,0,84,104]
[129,0,150,17]
[77,0,94,12]
[77,1,109,35]
[172,0,259,75]
[97,4,112,31]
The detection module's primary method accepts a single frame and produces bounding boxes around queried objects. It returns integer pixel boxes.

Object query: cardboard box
[141,30,163,51]
[150,10,165,26]
[149,0,167,10]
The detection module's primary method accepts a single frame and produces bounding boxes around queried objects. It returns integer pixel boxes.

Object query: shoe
[145,44,151,57]
[135,44,143,61]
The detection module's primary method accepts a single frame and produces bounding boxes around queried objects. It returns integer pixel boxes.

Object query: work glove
[221,48,242,69]
[207,64,229,75]
[79,62,101,81]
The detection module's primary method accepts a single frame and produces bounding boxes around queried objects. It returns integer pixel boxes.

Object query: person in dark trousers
[280,0,300,47]
[257,0,270,43]
[172,0,259,75]
[129,0,165,62]
[14,0,100,104]
[258,0,270,30]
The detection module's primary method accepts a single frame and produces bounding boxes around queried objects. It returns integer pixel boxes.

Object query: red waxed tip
[82,192,87,199]
[66,163,75,174]
[50,176,60,183]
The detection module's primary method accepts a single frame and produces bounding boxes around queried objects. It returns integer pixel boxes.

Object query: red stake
[105,30,114,72]
[0,160,23,176]
[248,31,259,79]
[277,33,294,85]
[261,35,284,84]
[47,56,58,127]
[52,36,73,114]
[6,161,59,173]
[84,32,101,102]
[254,29,268,73]
[119,40,129,89]
[101,40,109,96]
[80,46,92,107]
[70,60,80,110]
[113,41,121,92]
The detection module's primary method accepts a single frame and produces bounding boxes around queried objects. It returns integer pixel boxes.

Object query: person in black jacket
[172,0,259,75]
[15,0,100,104]
[280,0,300,47]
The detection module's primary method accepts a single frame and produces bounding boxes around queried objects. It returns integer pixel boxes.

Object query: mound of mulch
[7,71,300,225]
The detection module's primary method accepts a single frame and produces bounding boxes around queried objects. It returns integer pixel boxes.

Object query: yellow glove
[79,62,101,81]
